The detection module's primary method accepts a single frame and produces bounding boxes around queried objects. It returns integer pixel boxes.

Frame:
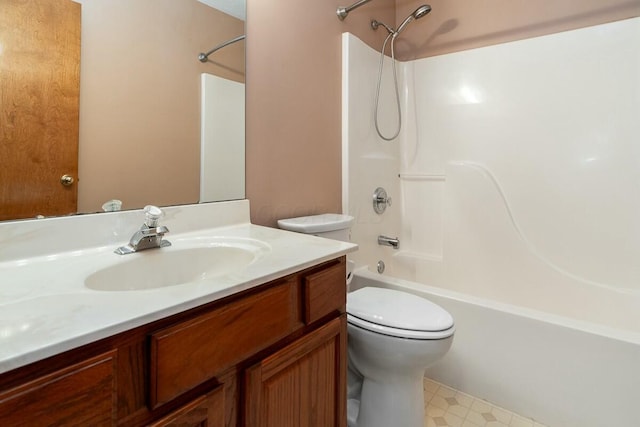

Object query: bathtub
[350,267,640,427]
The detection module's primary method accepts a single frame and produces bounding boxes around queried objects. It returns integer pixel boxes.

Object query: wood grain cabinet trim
[147,386,224,427]
[0,350,117,427]
[149,278,301,408]
[304,260,346,324]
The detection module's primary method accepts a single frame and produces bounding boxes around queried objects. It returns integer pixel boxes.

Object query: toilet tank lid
[277,214,354,234]
[347,287,454,332]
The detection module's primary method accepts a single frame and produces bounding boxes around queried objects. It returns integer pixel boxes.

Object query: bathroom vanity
[0,201,356,426]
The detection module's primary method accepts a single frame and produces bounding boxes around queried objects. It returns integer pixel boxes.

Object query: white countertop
[0,201,357,374]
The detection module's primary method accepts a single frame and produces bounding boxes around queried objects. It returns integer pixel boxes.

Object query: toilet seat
[347,287,455,340]
[347,314,454,340]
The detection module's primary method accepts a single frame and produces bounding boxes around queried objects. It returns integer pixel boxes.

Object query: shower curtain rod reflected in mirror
[198,34,245,63]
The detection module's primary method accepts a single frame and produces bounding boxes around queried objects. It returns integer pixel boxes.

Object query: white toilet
[278,214,455,427]
[347,287,454,427]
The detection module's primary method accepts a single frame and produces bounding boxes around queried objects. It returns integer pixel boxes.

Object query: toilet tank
[277,213,354,242]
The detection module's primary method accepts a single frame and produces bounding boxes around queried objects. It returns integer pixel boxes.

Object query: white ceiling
[197,0,246,21]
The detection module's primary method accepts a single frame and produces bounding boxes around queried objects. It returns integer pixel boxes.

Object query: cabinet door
[148,386,224,427]
[0,351,117,427]
[245,315,347,427]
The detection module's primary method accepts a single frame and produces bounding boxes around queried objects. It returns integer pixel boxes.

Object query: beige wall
[395,0,640,60]
[245,0,640,227]
[77,0,244,213]
[245,0,395,227]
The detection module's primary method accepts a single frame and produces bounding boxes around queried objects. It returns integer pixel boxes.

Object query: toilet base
[347,398,360,427]
[354,375,425,427]
[347,362,363,427]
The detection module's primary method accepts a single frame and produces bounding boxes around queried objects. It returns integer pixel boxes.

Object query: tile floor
[423,378,548,427]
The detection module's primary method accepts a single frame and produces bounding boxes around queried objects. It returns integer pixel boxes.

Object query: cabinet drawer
[304,260,346,324]
[150,279,300,407]
[0,351,117,427]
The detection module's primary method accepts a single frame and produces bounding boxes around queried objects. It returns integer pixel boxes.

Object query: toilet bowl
[347,287,454,427]
[277,214,454,427]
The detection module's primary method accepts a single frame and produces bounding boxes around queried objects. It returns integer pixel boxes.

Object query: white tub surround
[0,200,357,374]
[341,31,403,272]
[342,16,640,427]
[343,18,640,321]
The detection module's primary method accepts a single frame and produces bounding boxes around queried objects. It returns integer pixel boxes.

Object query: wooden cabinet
[0,257,347,427]
[0,351,117,427]
[303,262,346,325]
[148,387,224,427]
[245,316,347,427]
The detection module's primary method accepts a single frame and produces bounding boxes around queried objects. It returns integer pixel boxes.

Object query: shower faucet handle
[373,187,392,214]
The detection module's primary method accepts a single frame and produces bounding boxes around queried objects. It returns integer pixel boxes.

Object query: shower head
[395,4,432,35]
[413,4,433,19]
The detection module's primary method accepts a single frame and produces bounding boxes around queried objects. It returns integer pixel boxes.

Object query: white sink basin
[85,240,269,291]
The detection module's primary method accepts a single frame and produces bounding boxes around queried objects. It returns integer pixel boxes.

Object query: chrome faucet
[115,205,171,255]
[378,235,400,249]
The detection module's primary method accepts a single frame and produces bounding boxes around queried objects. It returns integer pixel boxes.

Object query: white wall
[401,16,640,287]
[342,33,402,271]
[344,18,640,331]
[401,17,640,331]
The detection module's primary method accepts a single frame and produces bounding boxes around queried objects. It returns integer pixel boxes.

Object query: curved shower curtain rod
[198,35,245,63]
[337,0,373,20]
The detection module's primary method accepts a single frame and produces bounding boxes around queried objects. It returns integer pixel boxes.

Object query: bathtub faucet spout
[378,235,400,249]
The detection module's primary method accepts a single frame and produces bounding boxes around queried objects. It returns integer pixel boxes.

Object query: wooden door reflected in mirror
[0,0,81,220]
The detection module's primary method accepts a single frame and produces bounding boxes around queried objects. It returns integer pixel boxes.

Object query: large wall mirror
[0,0,246,221]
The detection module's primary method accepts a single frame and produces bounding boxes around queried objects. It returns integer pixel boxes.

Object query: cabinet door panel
[0,351,117,427]
[245,315,347,427]
[148,386,224,427]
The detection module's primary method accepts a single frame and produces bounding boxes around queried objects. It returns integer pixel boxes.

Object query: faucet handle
[143,205,164,227]
[373,187,392,214]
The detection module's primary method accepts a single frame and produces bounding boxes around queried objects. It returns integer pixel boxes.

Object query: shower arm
[198,35,245,63]
[371,19,395,35]
[337,0,373,21]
